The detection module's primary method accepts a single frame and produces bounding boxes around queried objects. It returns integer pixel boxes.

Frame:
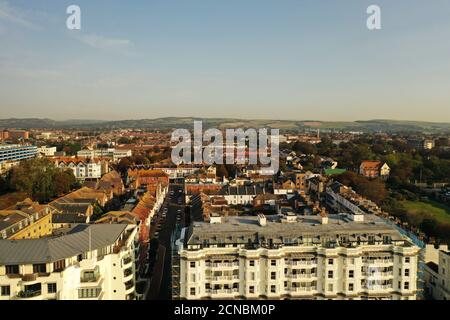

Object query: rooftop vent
[210,216,222,224]
[257,214,267,227]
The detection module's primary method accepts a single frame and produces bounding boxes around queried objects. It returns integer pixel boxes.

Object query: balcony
[125,280,135,293]
[21,274,37,282]
[15,289,42,300]
[123,256,133,266]
[363,271,394,278]
[206,262,239,268]
[81,270,101,284]
[289,273,317,280]
[363,259,393,266]
[124,268,134,281]
[206,288,239,295]
[287,260,317,266]
[290,287,316,293]
[206,275,240,281]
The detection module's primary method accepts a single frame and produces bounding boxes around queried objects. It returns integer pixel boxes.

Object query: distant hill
[0,117,448,133]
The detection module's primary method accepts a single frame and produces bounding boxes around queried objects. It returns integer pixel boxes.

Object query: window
[348,283,354,291]
[270,285,276,293]
[328,270,333,279]
[404,282,409,290]
[1,286,10,296]
[405,269,410,277]
[53,259,66,272]
[190,262,195,268]
[328,259,334,265]
[249,260,255,267]
[349,270,354,278]
[190,288,196,295]
[47,283,57,294]
[249,286,255,294]
[78,288,101,299]
[271,272,276,280]
[405,257,410,264]
[5,265,19,275]
[271,260,276,266]
[33,263,47,273]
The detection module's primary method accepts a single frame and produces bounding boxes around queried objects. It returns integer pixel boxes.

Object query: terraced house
[0,199,54,240]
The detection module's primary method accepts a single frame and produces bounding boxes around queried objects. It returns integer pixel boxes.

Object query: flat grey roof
[0,224,127,265]
[186,214,407,245]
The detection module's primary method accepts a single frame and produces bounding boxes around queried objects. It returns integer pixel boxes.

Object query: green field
[402,200,450,224]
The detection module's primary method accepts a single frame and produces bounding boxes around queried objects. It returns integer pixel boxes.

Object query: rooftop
[185,214,409,247]
[0,224,128,265]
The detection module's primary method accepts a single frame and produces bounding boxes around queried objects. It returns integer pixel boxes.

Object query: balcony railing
[291,287,315,292]
[363,259,393,264]
[206,275,240,281]
[81,272,101,283]
[124,268,133,277]
[206,288,239,294]
[206,262,239,268]
[287,260,317,266]
[363,272,394,277]
[125,280,134,290]
[16,290,42,298]
[289,273,317,279]
[21,274,37,282]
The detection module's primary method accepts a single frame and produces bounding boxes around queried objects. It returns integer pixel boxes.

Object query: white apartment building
[56,160,104,180]
[424,248,450,300]
[77,149,132,161]
[176,214,420,300]
[38,146,57,157]
[0,224,139,300]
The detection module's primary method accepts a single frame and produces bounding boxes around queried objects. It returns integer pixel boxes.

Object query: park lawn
[402,199,450,224]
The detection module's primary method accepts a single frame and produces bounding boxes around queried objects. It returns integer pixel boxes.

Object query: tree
[335,171,387,205]
[216,164,229,178]
[8,158,76,202]
[293,142,317,155]
[117,157,131,175]
[54,170,76,196]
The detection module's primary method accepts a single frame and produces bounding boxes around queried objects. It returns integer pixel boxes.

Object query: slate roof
[0,224,127,265]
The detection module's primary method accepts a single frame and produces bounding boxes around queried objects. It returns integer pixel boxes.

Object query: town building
[424,248,450,300]
[359,161,390,179]
[0,199,54,240]
[0,224,139,300]
[77,148,132,161]
[0,144,38,173]
[54,158,109,180]
[175,213,420,300]
[218,185,266,205]
[37,146,57,157]
[1,130,29,140]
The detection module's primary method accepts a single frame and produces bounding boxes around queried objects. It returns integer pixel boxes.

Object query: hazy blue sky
[1,0,450,121]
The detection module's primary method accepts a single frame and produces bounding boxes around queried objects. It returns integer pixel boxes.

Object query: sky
[0,0,450,122]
